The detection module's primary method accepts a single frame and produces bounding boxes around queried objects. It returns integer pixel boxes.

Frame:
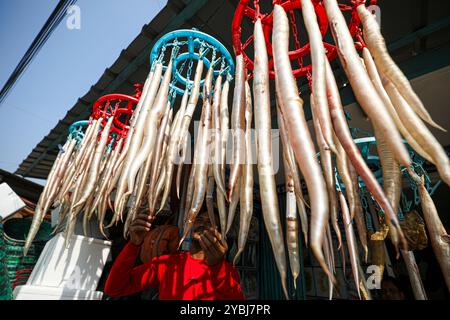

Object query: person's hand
[129,213,154,246]
[195,227,228,266]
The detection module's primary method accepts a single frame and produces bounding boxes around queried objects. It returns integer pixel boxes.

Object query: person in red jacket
[104,208,245,300]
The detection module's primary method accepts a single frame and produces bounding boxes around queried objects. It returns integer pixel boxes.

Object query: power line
[0,0,77,106]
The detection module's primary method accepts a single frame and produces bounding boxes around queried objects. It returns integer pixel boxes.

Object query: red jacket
[104,241,245,300]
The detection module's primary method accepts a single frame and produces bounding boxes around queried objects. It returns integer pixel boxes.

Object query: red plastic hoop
[91,84,142,139]
[232,0,363,79]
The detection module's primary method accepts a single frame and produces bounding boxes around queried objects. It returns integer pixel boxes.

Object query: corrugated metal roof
[0,169,44,203]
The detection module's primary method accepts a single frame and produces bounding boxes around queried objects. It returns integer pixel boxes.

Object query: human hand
[195,227,228,266]
[129,213,154,246]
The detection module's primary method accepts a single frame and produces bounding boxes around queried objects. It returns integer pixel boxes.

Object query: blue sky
[0,0,167,184]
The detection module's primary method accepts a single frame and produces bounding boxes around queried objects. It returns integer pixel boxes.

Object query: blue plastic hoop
[331,136,441,219]
[69,120,89,134]
[69,120,89,143]
[150,29,235,96]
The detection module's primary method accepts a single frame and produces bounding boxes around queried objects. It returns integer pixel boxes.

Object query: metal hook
[226,72,233,82]
[169,89,177,107]
[150,58,158,72]
[171,40,180,61]
[211,48,217,65]
[219,57,226,72]
[200,45,211,59]
[158,46,166,64]
[220,65,230,76]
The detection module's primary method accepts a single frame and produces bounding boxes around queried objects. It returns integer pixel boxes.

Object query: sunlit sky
[0,0,167,184]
